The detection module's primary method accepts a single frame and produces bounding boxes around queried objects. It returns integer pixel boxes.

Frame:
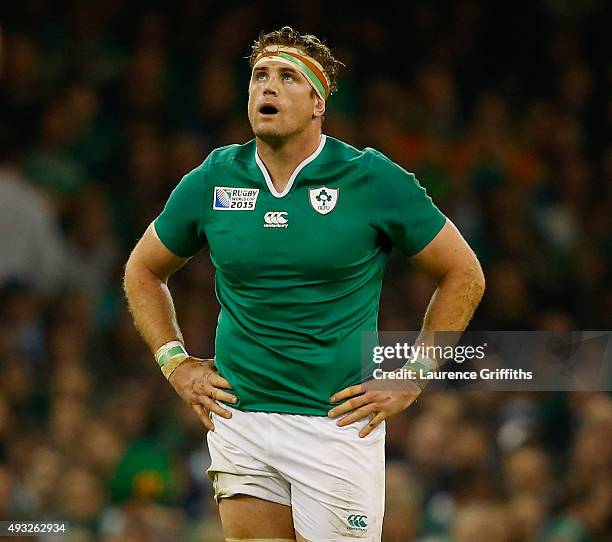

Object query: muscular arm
[123,222,236,428]
[123,223,189,353]
[410,219,485,334]
[329,219,485,436]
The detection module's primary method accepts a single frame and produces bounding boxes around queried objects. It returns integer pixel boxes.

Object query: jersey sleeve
[154,162,208,258]
[369,150,446,256]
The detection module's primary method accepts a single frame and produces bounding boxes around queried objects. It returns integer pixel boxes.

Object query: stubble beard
[252,117,306,149]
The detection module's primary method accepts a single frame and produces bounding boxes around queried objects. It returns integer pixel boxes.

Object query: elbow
[123,250,147,297]
[447,257,486,303]
[122,254,136,297]
[465,259,486,304]
[123,250,167,298]
[472,262,486,302]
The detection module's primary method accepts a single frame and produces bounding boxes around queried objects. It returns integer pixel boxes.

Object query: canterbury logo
[347,514,368,528]
[263,211,288,228]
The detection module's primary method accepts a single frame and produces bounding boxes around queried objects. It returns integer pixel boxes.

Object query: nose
[263,74,279,96]
[263,85,277,96]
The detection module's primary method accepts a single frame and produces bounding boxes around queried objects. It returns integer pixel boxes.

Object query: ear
[312,94,326,119]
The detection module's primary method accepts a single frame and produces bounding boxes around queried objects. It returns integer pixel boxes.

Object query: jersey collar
[255,134,327,198]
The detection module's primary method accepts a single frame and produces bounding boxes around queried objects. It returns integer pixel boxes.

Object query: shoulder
[177,141,256,186]
[206,140,256,167]
[323,137,412,175]
[321,136,375,166]
[363,148,423,195]
[364,147,414,178]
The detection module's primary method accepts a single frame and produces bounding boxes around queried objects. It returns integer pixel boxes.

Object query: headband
[252,46,331,100]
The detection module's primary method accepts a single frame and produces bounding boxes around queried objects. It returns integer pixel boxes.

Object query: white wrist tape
[402,353,437,390]
[155,340,189,379]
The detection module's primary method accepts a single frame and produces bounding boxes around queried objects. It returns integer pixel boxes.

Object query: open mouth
[259,104,279,115]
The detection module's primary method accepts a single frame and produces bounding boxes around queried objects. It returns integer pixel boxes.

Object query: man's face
[247,58,325,145]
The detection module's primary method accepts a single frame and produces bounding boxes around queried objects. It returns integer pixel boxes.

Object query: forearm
[123,261,184,354]
[415,265,485,355]
[423,265,485,331]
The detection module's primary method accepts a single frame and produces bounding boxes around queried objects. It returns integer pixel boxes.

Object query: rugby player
[124,26,485,542]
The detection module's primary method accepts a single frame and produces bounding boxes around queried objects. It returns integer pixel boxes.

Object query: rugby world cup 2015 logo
[213,187,259,210]
[215,188,232,208]
[309,186,338,215]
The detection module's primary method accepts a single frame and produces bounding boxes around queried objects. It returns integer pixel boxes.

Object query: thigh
[208,408,296,537]
[208,408,292,505]
[219,494,296,540]
[279,416,386,541]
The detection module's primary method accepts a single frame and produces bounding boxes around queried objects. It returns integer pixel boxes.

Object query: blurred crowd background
[1,1,611,541]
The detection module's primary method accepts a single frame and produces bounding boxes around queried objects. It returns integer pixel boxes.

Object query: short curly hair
[249,26,344,96]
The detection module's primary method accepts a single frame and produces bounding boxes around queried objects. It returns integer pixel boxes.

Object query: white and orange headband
[252,46,331,100]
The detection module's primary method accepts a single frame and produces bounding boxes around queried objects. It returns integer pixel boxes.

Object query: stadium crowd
[1,1,611,540]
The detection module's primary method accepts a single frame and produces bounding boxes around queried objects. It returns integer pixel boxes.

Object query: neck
[256,127,322,192]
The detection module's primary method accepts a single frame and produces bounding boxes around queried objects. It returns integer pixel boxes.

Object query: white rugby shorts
[207,405,385,542]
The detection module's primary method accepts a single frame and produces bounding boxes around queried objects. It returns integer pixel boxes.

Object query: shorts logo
[213,187,259,210]
[309,186,338,215]
[347,514,368,531]
[263,211,288,228]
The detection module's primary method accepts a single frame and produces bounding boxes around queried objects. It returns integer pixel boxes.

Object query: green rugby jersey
[154,135,446,415]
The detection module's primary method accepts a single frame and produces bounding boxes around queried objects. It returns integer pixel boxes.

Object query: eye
[282,72,294,81]
[255,71,267,81]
